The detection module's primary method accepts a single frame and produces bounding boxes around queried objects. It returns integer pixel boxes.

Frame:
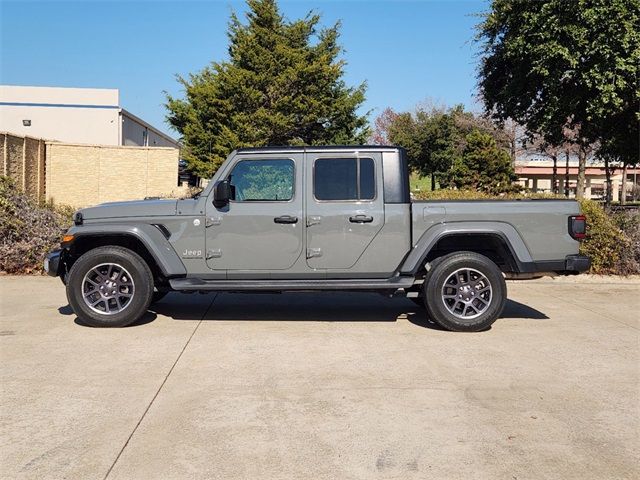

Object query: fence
[1,133,46,202]
[1,132,186,207]
[46,142,183,206]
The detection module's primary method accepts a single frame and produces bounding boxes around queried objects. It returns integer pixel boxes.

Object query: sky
[0,0,488,139]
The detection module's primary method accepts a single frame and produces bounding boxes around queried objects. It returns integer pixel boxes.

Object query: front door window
[229,159,295,202]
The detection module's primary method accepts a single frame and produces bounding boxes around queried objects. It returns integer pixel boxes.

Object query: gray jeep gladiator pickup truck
[45,146,589,331]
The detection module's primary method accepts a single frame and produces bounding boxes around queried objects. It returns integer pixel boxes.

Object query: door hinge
[306,216,322,227]
[206,217,222,228]
[306,248,322,259]
[206,248,222,259]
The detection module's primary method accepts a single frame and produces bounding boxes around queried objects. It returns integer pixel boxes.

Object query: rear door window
[314,158,375,201]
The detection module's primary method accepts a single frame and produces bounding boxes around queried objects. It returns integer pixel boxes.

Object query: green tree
[598,107,640,204]
[166,0,369,177]
[386,107,458,189]
[381,103,517,192]
[440,130,518,194]
[477,0,640,199]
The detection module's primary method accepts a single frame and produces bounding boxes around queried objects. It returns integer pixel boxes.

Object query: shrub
[578,200,626,274]
[612,209,640,275]
[0,176,74,274]
[413,189,562,201]
[413,189,493,200]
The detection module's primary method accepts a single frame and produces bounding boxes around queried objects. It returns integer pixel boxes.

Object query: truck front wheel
[66,246,154,327]
[423,252,506,332]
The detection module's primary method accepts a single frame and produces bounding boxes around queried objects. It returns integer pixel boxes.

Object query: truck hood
[80,198,178,220]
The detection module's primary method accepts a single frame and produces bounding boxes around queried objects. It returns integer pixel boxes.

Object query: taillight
[569,215,586,240]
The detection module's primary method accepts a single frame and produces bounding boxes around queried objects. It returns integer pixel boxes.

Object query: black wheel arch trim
[65,224,187,277]
[399,223,534,275]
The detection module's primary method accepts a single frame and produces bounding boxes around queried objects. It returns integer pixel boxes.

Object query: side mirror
[213,180,231,208]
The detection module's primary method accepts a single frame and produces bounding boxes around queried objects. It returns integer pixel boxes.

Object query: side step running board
[169,276,415,292]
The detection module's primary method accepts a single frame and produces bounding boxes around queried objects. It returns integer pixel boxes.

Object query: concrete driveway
[1,276,638,480]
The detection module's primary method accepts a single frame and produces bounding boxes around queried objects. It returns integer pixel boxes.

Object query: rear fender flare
[400,222,533,275]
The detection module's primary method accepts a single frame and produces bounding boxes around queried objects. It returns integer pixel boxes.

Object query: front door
[306,153,385,270]
[205,154,303,272]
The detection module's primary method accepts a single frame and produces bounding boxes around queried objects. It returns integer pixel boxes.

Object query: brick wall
[45,142,182,207]
[1,132,46,202]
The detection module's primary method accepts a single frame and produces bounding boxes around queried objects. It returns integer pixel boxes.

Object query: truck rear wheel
[423,252,506,332]
[66,246,154,327]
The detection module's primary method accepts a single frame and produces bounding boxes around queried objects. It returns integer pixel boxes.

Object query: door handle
[349,215,373,223]
[274,215,298,224]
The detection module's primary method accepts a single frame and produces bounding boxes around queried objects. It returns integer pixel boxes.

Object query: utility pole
[564,151,570,197]
[552,154,558,194]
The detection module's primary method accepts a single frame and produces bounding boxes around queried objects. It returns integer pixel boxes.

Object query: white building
[516,158,640,202]
[0,85,179,148]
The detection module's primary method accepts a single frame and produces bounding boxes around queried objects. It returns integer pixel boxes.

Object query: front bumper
[43,249,63,277]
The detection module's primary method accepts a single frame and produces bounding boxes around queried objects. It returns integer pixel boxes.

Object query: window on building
[314,158,375,201]
[228,159,295,201]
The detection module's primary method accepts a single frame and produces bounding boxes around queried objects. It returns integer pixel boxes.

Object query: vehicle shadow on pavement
[199,292,430,324]
[501,299,549,320]
[73,312,158,328]
[58,304,159,328]
[155,292,549,328]
[59,293,548,329]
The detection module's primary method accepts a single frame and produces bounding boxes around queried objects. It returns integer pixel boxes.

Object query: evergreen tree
[166,0,369,177]
[440,130,518,194]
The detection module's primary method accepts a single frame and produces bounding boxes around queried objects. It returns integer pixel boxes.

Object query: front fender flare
[66,223,187,277]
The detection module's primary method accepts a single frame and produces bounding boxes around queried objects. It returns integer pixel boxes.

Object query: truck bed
[411,199,581,262]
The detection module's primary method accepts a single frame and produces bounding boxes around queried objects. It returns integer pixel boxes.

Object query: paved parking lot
[1,276,638,480]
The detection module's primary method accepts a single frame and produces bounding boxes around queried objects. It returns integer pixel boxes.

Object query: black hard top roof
[235,145,402,153]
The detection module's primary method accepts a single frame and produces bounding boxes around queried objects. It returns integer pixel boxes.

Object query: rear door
[305,152,384,270]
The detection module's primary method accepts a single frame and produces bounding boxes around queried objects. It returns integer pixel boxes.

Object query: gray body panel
[407,200,580,270]
[64,146,586,289]
[81,199,178,219]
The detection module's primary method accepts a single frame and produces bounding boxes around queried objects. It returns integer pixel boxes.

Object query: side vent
[153,224,171,239]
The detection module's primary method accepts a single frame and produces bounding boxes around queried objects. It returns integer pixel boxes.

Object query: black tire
[422,252,506,332]
[66,246,154,327]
